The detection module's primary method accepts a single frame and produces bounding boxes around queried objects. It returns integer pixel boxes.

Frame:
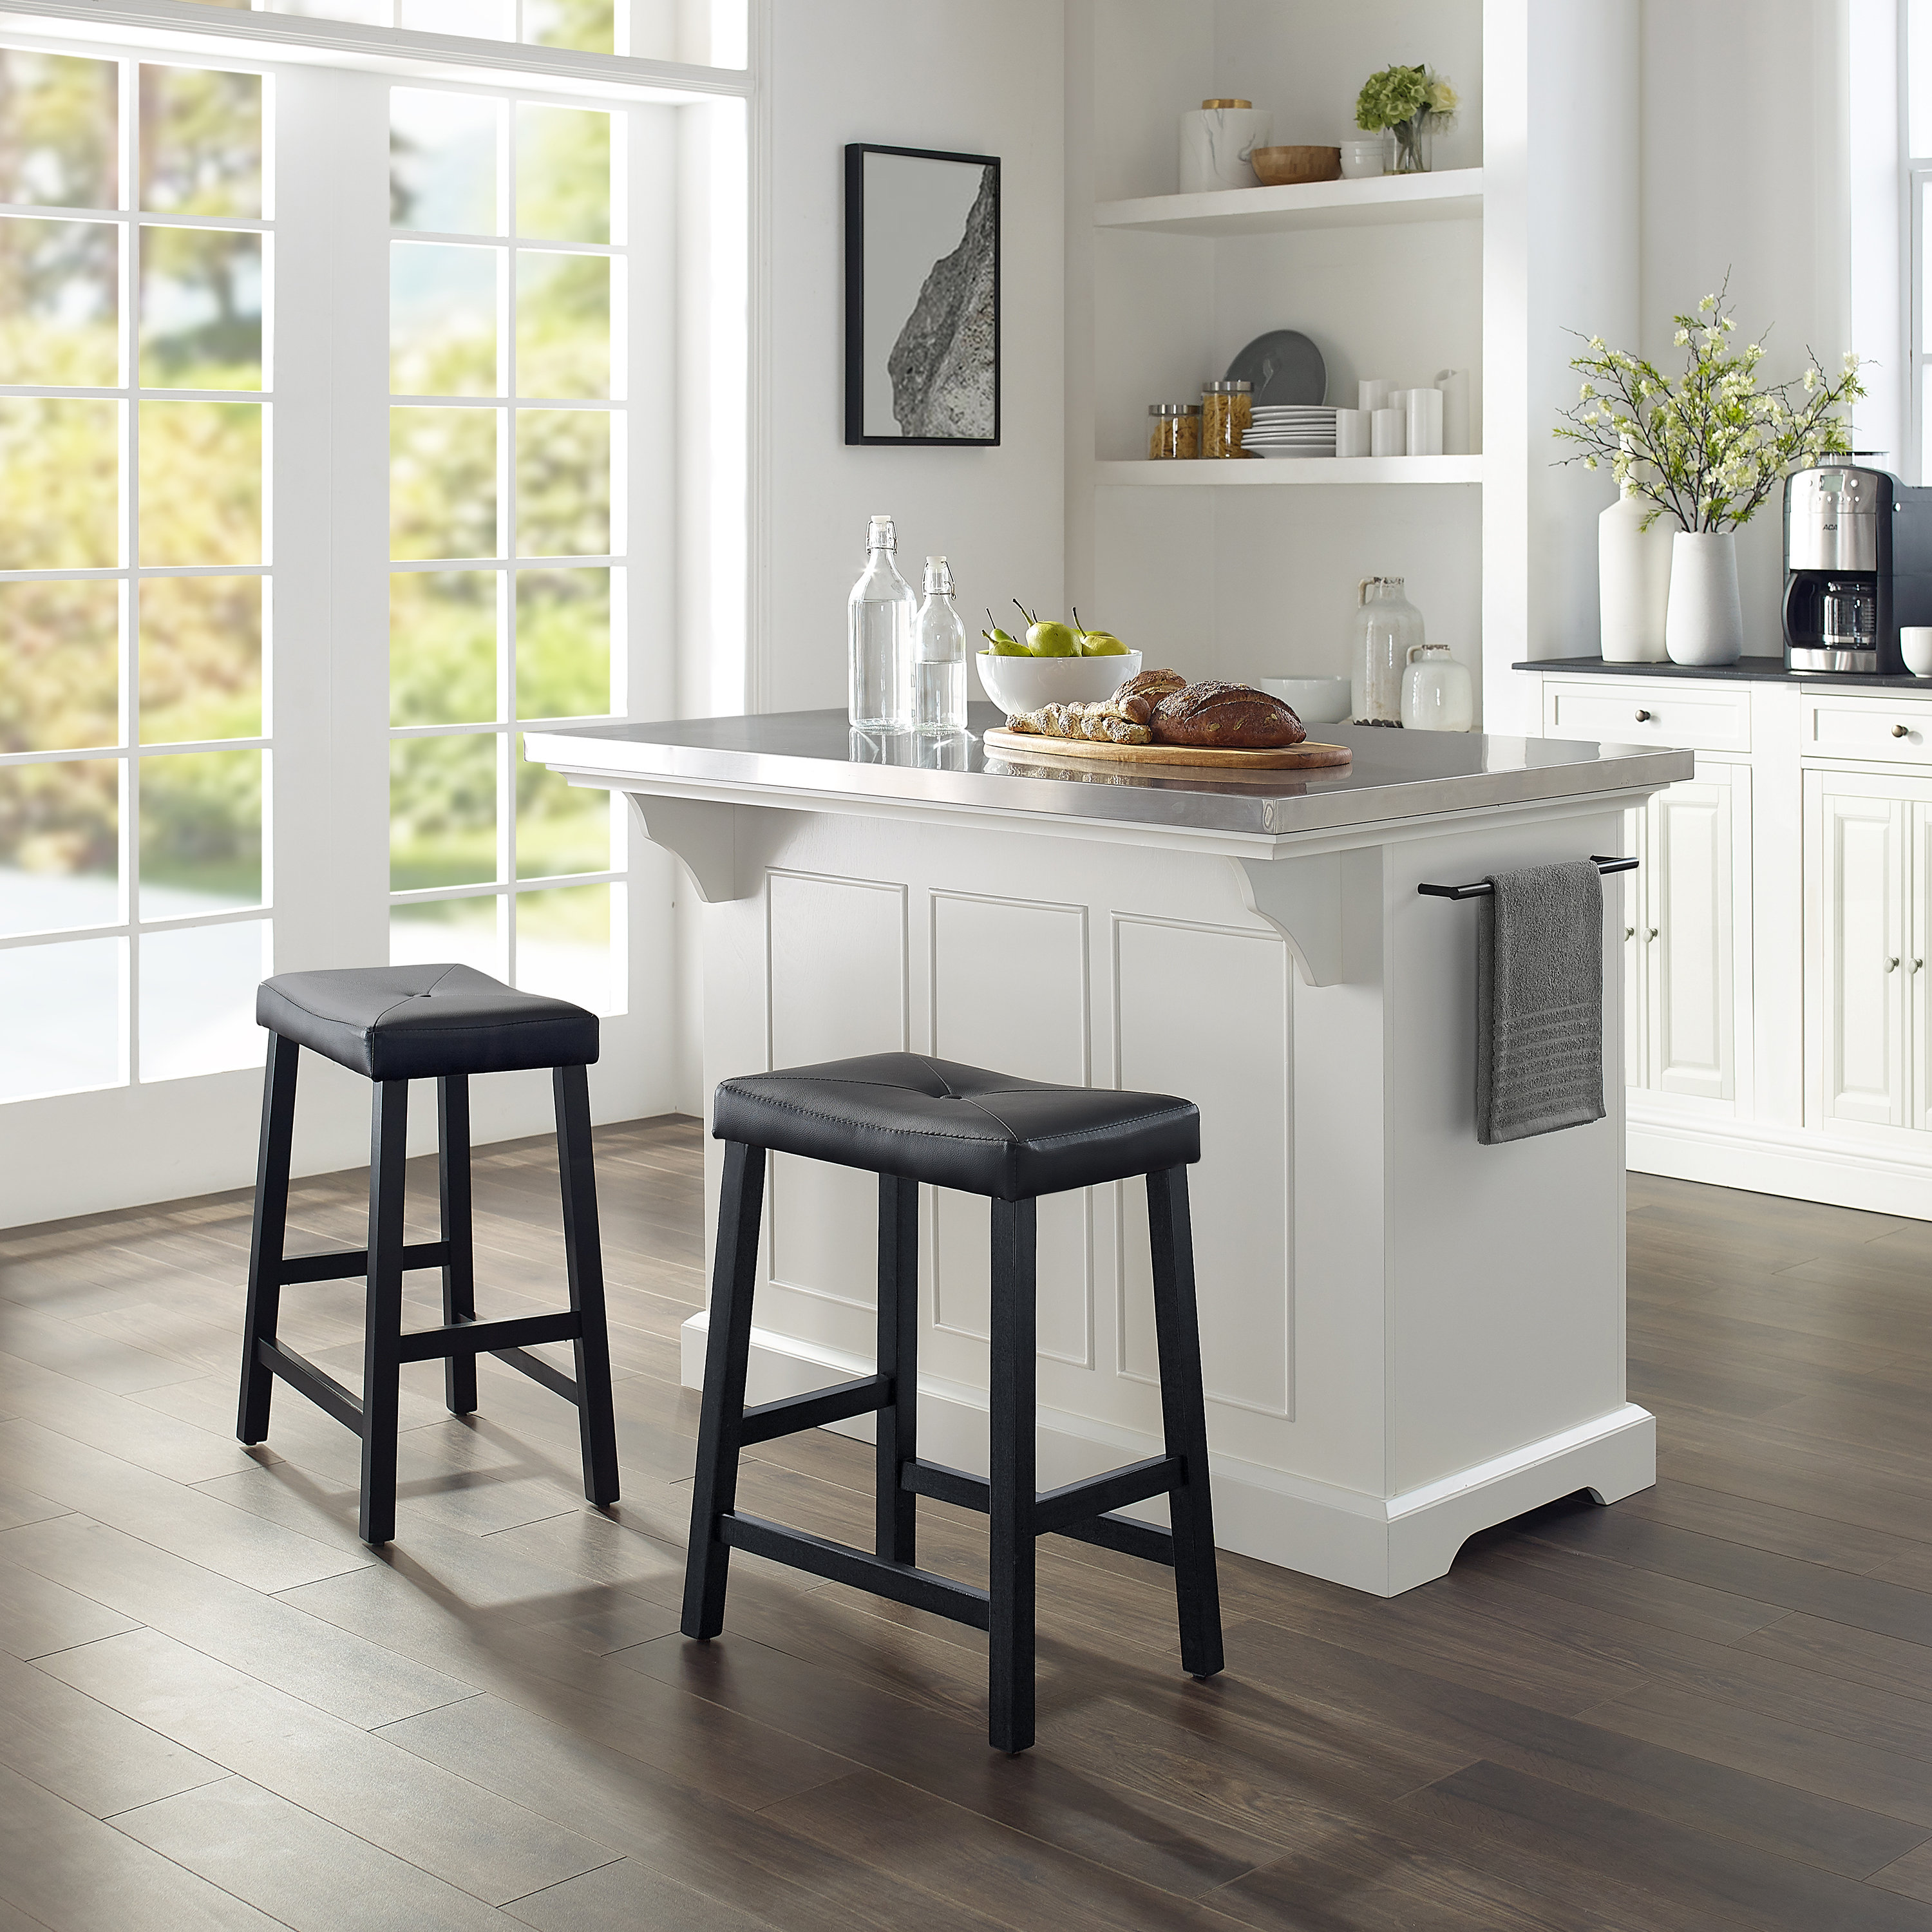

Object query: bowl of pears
[976,602,1142,715]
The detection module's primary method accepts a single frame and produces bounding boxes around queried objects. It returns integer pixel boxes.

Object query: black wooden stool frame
[683,1141,1224,1754]
[236,1032,620,1543]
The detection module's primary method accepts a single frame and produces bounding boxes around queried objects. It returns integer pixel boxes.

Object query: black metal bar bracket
[1417,855,1638,901]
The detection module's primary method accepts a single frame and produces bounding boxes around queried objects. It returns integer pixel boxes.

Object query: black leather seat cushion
[257,964,599,1082]
[712,1052,1199,1200]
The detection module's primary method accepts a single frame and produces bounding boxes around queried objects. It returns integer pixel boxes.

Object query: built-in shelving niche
[1072,0,1486,699]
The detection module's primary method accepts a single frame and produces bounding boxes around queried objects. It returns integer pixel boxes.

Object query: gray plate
[1226,330,1326,406]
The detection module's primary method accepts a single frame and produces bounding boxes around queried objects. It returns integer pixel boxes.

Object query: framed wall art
[844,143,1001,446]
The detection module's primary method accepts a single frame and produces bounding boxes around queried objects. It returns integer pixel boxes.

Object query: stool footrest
[279,1242,450,1285]
[902,1457,1180,1568]
[721,1512,990,1629]
[256,1340,363,1434]
[739,1374,892,1446]
[395,1312,580,1363]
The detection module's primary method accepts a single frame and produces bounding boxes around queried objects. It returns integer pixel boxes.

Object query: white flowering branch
[1553,279,1865,534]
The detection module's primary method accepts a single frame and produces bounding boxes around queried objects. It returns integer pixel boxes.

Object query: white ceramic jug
[1399,643,1473,731]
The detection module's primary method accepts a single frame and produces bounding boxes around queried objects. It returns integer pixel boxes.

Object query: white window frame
[0,47,278,1095]
[0,0,753,1222]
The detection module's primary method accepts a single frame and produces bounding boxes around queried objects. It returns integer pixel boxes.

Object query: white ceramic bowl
[975,650,1142,715]
[1904,627,1932,677]
[1254,675,1352,724]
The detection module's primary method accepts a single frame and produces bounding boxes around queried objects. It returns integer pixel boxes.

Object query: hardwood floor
[3,1124,1932,1929]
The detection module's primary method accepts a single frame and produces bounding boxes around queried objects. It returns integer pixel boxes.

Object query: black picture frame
[844,142,1001,447]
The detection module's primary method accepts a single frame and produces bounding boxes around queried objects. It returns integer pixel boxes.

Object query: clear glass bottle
[1351,576,1425,723]
[912,554,967,732]
[848,514,916,728]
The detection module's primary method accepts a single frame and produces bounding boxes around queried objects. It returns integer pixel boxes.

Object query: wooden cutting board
[981,728,1351,770]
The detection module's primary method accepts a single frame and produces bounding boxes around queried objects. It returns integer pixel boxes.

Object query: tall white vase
[1598,486,1673,662]
[1663,530,1745,666]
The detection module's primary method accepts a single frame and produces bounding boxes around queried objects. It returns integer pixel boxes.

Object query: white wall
[755,0,1067,714]
[1638,0,1852,656]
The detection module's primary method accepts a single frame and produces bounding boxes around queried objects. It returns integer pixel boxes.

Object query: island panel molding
[929,891,1094,1369]
[1113,912,1292,1419]
[535,712,1685,1593]
[764,871,909,1318]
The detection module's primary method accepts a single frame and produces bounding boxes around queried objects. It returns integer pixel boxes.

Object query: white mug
[1334,408,1370,457]
[1371,407,1406,457]
[1358,378,1392,415]
[1406,386,1444,457]
[1902,627,1932,677]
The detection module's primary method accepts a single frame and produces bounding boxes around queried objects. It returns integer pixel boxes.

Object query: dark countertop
[525,705,1692,844]
[1516,656,1932,692]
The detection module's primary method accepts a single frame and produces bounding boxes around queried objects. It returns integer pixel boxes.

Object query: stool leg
[682,1139,766,1639]
[554,1063,620,1508]
[237,1034,299,1444]
[1146,1166,1224,1680]
[988,1195,1037,1754]
[875,1174,919,1566]
[358,1079,408,1546]
[437,1075,477,1417]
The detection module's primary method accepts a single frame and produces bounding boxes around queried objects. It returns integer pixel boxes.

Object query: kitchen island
[527,707,1692,1595]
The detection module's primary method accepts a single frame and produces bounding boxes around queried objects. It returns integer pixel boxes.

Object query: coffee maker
[1783,456,1932,672]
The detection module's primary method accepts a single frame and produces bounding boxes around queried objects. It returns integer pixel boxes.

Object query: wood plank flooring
[3,1125,1932,1928]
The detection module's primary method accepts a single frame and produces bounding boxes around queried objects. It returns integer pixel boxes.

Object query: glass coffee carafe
[1823,577,1877,653]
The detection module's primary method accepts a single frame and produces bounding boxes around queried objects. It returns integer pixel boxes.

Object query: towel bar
[1417,856,1636,902]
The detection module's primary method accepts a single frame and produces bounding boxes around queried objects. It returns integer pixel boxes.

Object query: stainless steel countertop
[526,705,1693,842]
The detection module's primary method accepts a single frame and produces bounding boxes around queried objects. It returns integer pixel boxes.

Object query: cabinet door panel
[1647,777,1734,1100]
[1915,805,1932,1133]
[1808,782,1907,1128]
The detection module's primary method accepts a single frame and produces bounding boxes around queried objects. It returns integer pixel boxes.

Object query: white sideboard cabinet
[1526,663,1932,1217]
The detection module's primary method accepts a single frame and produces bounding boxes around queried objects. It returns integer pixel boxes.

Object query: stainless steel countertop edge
[524,722,1692,842]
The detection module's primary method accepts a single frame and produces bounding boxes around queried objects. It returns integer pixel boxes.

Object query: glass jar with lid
[1350,576,1425,723]
[1148,402,1201,460]
[1202,379,1252,459]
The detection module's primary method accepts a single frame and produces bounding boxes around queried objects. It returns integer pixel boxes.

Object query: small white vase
[1663,530,1744,666]
[1598,486,1673,662]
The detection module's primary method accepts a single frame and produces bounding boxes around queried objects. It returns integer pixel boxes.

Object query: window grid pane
[388,81,623,1009]
[0,50,272,1092]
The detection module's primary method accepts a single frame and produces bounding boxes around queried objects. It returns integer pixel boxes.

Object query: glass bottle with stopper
[1351,576,1424,724]
[848,514,916,728]
[913,555,967,733]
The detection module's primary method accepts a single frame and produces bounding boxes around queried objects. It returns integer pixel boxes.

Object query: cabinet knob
[1895,724,1911,738]
[1634,708,1653,723]
[1624,925,1635,941]
[1646,926,1659,942]
[1915,959,1926,974]
[1888,956,1902,972]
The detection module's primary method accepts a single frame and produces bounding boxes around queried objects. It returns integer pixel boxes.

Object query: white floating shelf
[1092,456,1483,487]
[1094,167,1482,238]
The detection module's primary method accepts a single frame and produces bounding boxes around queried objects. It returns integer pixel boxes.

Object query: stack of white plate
[1245,404,1337,459]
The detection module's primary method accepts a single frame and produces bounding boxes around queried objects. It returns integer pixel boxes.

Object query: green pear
[1074,609,1130,656]
[981,610,1028,656]
[1014,600,1077,658]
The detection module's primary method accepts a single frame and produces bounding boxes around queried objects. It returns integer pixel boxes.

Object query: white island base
[531,713,1688,1595]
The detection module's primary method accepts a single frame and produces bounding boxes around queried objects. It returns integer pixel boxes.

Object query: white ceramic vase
[1663,530,1745,666]
[1598,486,1673,662]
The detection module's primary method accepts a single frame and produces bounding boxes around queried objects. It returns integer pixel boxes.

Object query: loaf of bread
[1113,667,1188,707]
[1150,681,1306,748]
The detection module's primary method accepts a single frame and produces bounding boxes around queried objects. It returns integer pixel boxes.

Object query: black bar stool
[236,963,620,1544]
[683,1051,1224,1754]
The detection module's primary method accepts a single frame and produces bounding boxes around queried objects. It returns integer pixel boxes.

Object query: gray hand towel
[1475,860,1606,1145]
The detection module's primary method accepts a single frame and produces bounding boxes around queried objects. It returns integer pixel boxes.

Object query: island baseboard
[680,1311,1656,1599]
